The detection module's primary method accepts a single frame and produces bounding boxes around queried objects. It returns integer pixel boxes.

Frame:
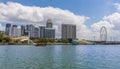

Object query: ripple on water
[0,45,120,69]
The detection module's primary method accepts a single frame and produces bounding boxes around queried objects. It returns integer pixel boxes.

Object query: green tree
[3,37,11,43]
[61,39,69,43]
[0,33,4,42]
[68,38,73,43]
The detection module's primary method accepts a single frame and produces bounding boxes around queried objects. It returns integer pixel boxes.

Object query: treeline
[30,37,73,43]
[0,33,74,44]
[0,33,11,43]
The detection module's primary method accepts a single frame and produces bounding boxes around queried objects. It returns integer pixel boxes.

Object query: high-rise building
[11,25,18,37]
[5,24,21,38]
[44,28,55,38]
[39,26,45,38]
[16,28,21,37]
[34,27,39,37]
[26,25,35,37]
[5,23,11,36]
[21,25,26,36]
[44,19,55,38]
[26,25,40,38]
[46,19,53,28]
[62,24,76,39]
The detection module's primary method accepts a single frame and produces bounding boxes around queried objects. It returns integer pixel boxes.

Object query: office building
[26,25,35,37]
[16,28,21,37]
[39,26,45,38]
[11,25,17,37]
[45,28,55,38]
[26,25,40,38]
[5,23,11,36]
[46,19,53,28]
[21,25,26,36]
[62,24,76,39]
[44,19,55,38]
[5,23,21,38]
[5,19,56,38]
[34,27,39,37]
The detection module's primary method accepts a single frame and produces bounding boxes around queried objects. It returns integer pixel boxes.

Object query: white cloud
[0,2,90,39]
[91,3,120,41]
[114,3,120,11]
[104,12,120,25]
[91,20,116,41]
[3,2,120,40]
[91,20,114,31]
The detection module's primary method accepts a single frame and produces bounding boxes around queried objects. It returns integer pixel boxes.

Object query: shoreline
[0,43,73,46]
[0,43,120,46]
[0,41,120,46]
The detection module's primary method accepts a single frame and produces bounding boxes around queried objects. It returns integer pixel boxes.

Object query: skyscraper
[39,26,45,38]
[21,25,26,36]
[44,28,55,38]
[34,27,39,37]
[26,25,40,38]
[5,23,11,36]
[44,19,55,38]
[16,28,21,37]
[62,24,76,39]
[26,25,35,37]
[5,23,21,38]
[46,19,53,28]
[11,25,18,37]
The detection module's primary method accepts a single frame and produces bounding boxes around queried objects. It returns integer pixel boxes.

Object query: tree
[61,39,69,43]
[0,33,4,42]
[3,37,11,43]
[68,38,73,43]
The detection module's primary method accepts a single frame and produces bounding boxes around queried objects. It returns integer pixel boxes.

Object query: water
[0,45,120,69]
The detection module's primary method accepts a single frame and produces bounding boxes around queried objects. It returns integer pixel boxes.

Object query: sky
[0,0,120,40]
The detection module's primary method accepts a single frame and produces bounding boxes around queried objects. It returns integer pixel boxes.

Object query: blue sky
[0,0,119,25]
[1,0,120,40]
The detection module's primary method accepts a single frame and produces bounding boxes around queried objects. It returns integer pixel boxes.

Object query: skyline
[5,19,56,39]
[0,0,120,40]
[4,21,76,40]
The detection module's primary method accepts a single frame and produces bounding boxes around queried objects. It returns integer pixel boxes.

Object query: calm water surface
[0,45,120,69]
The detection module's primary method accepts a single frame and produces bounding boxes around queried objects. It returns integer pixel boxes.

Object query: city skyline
[0,0,120,40]
[4,19,77,39]
[5,19,56,39]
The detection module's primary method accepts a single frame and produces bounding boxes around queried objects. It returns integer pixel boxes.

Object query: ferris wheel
[100,26,107,41]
